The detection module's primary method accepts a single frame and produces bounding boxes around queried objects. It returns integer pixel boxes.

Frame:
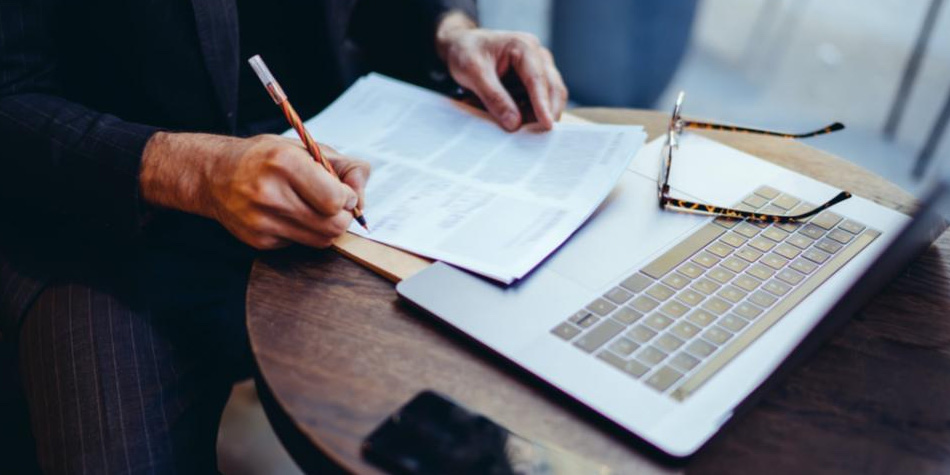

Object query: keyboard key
[755,186,781,199]
[800,224,826,240]
[670,352,701,372]
[749,237,776,253]
[574,320,624,353]
[646,365,683,392]
[790,202,817,219]
[692,251,721,269]
[703,326,733,345]
[749,290,778,308]
[703,297,732,315]
[655,334,685,352]
[709,266,736,284]
[551,322,581,340]
[717,285,748,303]
[776,268,806,285]
[762,253,789,270]
[612,306,643,325]
[811,211,843,230]
[747,263,776,280]
[764,279,792,296]
[677,262,705,279]
[630,295,660,313]
[733,302,763,320]
[687,309,716,327]
[676,289,705,306]
[790,258,818,275]
[772,194,801,210]
[642,224,726,279]
[721,256,751,274]
[777,222,800,233]
[574,319,625,353]
[626,324,657,344]
[803,248,831,265]
[763,227,790,242]
[816,238,843,254]
[608,337,639,356]
[721,233,747,248]
[691,278,721,295]
[708,241,734,258]
[774,243,802,260]
[598,351,649,378]
[828,229,854,244]
[720,314,748,332]
[714,216,741,229]
[840,220,866,234]
[670,321,701,340]
[661,273,691,290]
[620,273,653,293]
[787,234,814,249]
[647,284,676,301]
[659,300,689,318]
[736,246,764,263]
[742,193,769,209]
[644,313,674,331]
[734,223,761,238]
[568,310,590,323]
[587,298,617,316]
[733,274,761,292]
[604,287,633,305]
[637,346,668,366]
[572,312,599,328]
[686,339,716,358]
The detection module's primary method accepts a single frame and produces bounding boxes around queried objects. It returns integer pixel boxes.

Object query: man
[0,0,567,472]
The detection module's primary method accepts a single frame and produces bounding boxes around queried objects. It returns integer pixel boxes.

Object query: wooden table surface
[247,108,950,474]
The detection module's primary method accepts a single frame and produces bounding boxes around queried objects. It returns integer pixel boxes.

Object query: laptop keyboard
[550,186,880,401]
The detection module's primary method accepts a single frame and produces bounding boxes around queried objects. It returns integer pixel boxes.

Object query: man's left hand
[436,11,568,132]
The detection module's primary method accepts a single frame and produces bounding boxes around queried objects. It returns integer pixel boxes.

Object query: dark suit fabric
[0,0,477,472]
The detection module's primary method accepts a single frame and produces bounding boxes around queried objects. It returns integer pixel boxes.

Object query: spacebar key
[641,224,726,279]
[574,319,624,353]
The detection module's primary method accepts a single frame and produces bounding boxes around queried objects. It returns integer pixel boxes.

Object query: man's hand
[436,11,568,131]
[141,132,370,250]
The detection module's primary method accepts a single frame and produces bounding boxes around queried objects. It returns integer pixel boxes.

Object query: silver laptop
[397,125,947,457]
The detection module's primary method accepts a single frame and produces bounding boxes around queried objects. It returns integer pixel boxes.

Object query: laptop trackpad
[543,170,707,293]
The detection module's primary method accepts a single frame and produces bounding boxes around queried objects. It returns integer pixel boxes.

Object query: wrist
[435,10,477,62]
[140,131,233,219]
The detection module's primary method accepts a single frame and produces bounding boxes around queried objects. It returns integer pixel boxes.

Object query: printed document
[288,74,646,283]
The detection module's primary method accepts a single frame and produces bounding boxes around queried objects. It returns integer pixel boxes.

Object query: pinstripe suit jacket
[0,0,477,339]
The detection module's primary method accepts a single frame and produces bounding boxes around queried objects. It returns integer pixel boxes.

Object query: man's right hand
[140,132,370,250]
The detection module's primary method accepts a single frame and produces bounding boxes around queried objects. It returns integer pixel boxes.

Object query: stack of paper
[290,74,646,283]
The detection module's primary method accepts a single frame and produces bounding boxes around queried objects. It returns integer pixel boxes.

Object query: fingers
[322,145,371,208]
[458,58,522,131]
[541,49,568,121]
[275,145,359,216]
[508,38,554,130]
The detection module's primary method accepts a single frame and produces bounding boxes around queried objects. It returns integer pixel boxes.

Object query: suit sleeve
[348,0,478,85]
[0,0,160,242]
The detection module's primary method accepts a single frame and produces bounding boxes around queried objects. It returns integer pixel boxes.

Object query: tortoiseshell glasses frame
[658,91,852,223]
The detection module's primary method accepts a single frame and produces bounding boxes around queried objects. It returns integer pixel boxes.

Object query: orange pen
[248,54,368,231]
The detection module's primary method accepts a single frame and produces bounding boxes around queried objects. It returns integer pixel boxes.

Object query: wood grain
[248,109,950,474]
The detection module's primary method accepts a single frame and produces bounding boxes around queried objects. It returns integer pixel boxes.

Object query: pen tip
[356,215,370,232]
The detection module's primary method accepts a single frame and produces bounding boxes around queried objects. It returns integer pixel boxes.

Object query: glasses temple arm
[681,120,845,139]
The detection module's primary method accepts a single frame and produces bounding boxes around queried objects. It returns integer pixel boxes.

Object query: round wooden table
[247,109,950,474]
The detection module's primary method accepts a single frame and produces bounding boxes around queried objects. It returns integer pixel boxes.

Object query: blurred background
[217,2,950,473]
[482,0,950,193]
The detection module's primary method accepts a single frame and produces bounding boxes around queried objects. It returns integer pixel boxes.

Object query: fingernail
[501,111,519,130]
[344,193,358,211]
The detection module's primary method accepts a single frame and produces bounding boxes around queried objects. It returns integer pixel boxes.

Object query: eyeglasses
[658,91,852,223]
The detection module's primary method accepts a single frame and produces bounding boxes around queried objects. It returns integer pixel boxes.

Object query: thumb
[341,184,359,211]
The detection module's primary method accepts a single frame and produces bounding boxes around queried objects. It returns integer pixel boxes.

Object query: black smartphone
[361,390,610,475]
